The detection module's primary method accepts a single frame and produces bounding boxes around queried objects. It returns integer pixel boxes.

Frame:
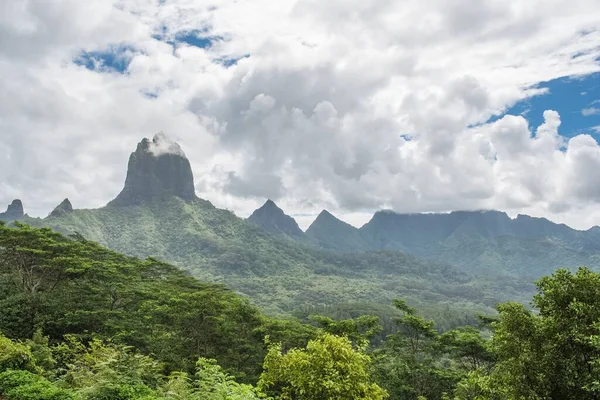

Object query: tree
[439,326,494,372]
[452,370,509,400]
[309,315,382,348]
[375,299,460,400]
[454,267,600,400]
[258,333,387,400]
[0,223,93,336]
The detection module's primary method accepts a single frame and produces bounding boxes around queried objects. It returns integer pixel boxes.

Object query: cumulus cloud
[1,0,600,230]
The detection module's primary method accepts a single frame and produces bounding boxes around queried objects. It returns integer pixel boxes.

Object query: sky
[1,0,600,231]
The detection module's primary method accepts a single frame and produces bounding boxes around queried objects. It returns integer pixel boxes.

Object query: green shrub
[0,369,76,400]
[27,330,56,374]
[79,382,155,400]
[0,334,34,371]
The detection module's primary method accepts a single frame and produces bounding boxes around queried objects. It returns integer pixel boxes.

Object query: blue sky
[497,72,600,139]
[75,31,247,73]
[74,45,137,73]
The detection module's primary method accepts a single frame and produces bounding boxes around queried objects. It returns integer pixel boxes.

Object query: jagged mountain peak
[247,200,305,238]
[306,209,369,251]
[262,199,279,208]
[308,209,350,229]
[0,199,24,221]
[49,198,73,218]
[253,199,285,216]
[108,133,196,207]
[309,209,346,227]
[316,209,334,218]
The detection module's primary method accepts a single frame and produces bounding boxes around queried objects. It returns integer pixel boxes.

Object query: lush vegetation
[2,222,600,399]
[25,197,534,331]
[0,222,314,381]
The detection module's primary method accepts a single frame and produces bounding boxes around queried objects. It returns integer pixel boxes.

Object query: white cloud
[582,107,600,116]
[1,0,600,230]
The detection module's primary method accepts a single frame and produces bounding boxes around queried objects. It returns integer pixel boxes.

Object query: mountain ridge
[22,133,531,324]
[248,206,600,277]
[49,198,73,217]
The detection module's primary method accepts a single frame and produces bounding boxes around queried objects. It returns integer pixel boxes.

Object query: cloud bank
[1,0,600,229]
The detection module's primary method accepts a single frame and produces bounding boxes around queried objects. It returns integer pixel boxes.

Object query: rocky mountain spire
[108,133,197,207]
[49,198,73,217]
[0,199,24,221]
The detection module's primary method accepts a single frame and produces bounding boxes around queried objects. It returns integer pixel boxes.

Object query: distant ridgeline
[8,132,597,323]
[244,197,600,279]
[305,207,600,278]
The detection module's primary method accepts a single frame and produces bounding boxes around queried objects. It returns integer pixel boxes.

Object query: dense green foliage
[471,268,600,399]
[0,337,262,400]
[258,333,387,400]
[0,222,312,381]
[3,223,600,399]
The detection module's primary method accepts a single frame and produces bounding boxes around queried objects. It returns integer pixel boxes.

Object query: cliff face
[108,133,196,206]
[0,199,24,221]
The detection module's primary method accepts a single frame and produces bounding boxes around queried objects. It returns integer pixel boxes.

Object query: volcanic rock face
[49,198,74,217]
[247,200,305,238]
[0,199,24,221]
[108,133,197,206]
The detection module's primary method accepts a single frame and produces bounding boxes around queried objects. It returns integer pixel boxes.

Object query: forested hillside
[1,223,600,399]
[29,196,523,328]
[4,134,535,328]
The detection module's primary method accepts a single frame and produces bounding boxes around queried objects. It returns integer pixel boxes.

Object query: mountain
[0,199,24,221]
[108,132,196,206]
[247,199,306,239]
[23,134,527,325]
[359,210,600,277]
[305,210,369,251]
[245,205,600,278]
[49,198,73,217]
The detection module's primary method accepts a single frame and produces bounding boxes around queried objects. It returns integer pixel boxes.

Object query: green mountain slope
[271,206,600,279]
[26,196,525,323]
[359,210,600,278]
[0,222,312,382]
